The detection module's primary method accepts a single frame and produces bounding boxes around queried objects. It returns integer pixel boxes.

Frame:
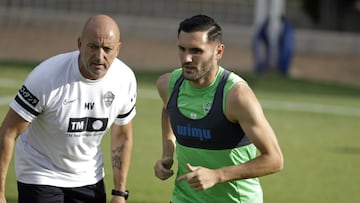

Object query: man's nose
[95,48,105,59]
[183,52,193,63]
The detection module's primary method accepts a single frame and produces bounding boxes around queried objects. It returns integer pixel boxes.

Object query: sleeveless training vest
[167,70,252,150]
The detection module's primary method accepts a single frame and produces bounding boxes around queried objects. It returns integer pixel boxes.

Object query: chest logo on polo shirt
[68,117,108,132]
[104,91,115,107]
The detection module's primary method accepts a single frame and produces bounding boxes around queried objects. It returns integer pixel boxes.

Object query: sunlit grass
[1,62,359,203]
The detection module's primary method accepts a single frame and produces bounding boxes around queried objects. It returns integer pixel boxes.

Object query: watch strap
[111,189,129,200]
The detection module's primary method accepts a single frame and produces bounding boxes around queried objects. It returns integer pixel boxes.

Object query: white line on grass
[0,78,22,87]
[260,99,360,117]
[1,89,359,117]
[138,89,360,117]
[0,96,13,106]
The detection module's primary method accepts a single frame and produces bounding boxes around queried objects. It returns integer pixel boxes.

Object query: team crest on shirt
[203,101,212,114]
[104,91,115,107]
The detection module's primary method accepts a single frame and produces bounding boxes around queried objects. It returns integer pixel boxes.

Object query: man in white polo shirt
[0,14,136,203]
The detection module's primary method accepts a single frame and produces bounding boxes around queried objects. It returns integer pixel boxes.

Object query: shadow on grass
[331,146,360,155]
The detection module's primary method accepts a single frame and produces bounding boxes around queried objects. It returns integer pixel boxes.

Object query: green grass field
[1,61,360,203]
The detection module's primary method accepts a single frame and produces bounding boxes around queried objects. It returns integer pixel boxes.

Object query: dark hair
[177,14,222,43]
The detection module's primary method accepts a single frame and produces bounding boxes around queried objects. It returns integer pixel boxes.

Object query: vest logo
[68,117,108,132]
[203,101,212,114]
[176,124,211,141]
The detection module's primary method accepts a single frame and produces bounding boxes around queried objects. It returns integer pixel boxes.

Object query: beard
[182,57,213,82]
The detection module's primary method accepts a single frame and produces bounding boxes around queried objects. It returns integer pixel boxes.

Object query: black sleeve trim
[15,95,40,117]
[117,105,135,119]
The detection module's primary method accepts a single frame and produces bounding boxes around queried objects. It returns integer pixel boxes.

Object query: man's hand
[154,157,174,180]
[177,163,219,191]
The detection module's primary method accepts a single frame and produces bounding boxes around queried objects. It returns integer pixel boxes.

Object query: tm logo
[68,117,108,132]
[176,124,211,141]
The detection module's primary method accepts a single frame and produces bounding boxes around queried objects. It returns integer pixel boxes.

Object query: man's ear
[77,37,82,49]
[117,42,122,56]
[216,44,225,59]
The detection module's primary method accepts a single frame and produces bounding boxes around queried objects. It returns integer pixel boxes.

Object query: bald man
[0,15,136,203]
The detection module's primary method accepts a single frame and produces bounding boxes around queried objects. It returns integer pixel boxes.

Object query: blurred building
[0,0,359,86]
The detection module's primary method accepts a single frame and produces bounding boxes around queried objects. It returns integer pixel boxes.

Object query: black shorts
[17,179,106,203]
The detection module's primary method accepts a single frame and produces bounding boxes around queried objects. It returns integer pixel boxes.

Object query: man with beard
[154,14,283,203]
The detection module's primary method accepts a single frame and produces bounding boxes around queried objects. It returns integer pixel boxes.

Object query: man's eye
[88,44,97,49]
[103,47,112,53]
[191,49,202,55]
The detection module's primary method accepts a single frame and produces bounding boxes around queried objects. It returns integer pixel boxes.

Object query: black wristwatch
[111,189,129,200]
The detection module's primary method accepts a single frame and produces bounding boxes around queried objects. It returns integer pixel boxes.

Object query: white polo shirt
[10,50,137,187]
